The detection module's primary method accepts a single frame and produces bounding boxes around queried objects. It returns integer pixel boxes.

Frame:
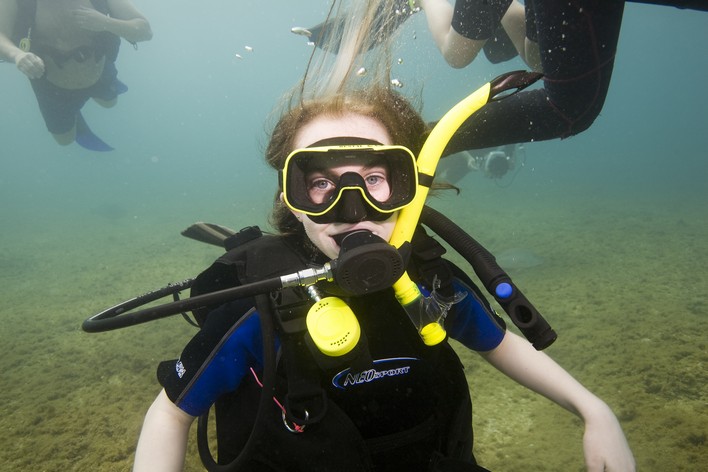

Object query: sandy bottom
[0,192,705,471]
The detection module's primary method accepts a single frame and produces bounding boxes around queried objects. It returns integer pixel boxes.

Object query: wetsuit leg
[29,78,89,134]
[443,0,625,153]
[89,61,127,103]
[452,0,513,40]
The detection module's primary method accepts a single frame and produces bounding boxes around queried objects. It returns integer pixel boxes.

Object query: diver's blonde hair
[296,0,405,100]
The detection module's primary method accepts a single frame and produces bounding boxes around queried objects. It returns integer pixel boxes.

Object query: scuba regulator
[304,230,406,356]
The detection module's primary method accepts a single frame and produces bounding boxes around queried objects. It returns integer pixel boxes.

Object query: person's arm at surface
[419,0,486,68]
[0,0,18,61]
[479,332,636,472]
[500,0,540,70]
[0,0,45,78]
[133,389,195,472]
[73,0,152,43]
[524,37,540,71]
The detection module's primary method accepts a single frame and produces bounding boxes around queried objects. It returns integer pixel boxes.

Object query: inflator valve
[495,282,513,299]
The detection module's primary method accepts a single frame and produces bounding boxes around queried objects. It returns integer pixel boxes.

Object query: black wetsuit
[157,233,505,471]
[444,0,626,153]
[443,0,706,153]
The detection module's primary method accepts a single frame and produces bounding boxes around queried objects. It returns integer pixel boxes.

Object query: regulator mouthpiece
[333,230,405,295]
[304,231,404,357]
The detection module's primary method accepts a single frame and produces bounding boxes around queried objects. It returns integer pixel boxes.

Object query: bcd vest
[185,228,480,471]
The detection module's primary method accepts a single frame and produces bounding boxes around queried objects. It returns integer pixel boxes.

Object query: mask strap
[307,137,382,147]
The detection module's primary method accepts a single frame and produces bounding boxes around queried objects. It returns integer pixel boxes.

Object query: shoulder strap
[11,0,37,46]
[89,0,122,60]
[189,228,310,325]
[409,226,456,297]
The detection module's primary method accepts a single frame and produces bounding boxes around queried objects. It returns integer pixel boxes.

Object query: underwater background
[0,1,705,470]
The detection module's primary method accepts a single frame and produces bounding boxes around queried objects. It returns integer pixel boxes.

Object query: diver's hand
[15,51,44,79]
[582,401,636,471]
[72,6,109,32]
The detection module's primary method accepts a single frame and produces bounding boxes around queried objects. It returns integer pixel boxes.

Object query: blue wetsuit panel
[445,279,505,352]
[175,309,264,417]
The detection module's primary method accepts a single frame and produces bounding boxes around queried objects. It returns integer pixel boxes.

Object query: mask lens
[282,145,418,217]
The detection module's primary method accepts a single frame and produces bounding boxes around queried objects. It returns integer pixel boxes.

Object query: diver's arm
[479,332,636,471]
[0,0,45,78]
[73,0,153,43]
[133,389,194,472]
[438,28,486,69]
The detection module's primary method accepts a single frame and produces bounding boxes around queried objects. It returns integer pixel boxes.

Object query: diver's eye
[308,178,336,203]
[365,174,384,186]
[364,173,391,202]
[311,179,331,190]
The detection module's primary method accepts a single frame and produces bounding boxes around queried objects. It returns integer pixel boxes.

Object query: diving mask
[280,144,418,223]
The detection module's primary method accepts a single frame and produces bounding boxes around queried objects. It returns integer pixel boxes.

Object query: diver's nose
[335,189,368,223]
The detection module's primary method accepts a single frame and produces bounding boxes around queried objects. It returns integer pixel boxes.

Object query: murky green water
[1,2,706,470]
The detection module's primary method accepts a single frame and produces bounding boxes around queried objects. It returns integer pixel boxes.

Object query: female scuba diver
[132,86,635,471]
[131,2,634,470]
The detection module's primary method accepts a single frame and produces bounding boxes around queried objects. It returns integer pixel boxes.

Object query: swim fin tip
[75,112,113,152]
[181,222,238,247]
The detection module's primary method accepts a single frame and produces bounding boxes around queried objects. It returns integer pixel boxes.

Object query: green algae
[0,194,705,471]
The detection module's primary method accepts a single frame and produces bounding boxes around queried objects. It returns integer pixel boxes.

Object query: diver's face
[288,113,398,260]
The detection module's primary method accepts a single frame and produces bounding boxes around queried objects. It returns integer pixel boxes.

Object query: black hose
[82,278,283,332]
[421,206,556,350]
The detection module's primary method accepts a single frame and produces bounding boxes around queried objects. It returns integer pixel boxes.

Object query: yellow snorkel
[389,71,543,345]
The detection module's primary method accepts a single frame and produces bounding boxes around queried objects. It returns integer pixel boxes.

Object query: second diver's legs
[92,97,118,108]
[443,0,625,154]
[90,62,127,108]
[29,62,124,150]
[30,78,87,146]
[52,126,77,146]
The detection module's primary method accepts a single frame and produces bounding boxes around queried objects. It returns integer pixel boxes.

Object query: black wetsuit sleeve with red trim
[443,0,626,150]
